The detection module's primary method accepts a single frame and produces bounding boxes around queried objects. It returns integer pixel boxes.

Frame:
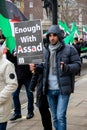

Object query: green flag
[58,20,71,34]
[83,25,87,33]
[0,0,27,52]
[64,22,81,44]
[0,14,16,52]
[64,32,74,44]
[70,22,80,37]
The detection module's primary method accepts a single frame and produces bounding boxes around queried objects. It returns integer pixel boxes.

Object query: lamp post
[51,0,58,25]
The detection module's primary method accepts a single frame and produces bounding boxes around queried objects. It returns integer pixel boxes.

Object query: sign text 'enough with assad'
[14,20,43,64]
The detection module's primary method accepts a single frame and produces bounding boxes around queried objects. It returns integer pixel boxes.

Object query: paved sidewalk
[7,74,87,130]
[7,106,43,130]
[67,75,87,130]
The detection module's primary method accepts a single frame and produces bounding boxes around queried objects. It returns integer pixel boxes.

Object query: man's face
[49,33,59,45]
[74,39,78,44]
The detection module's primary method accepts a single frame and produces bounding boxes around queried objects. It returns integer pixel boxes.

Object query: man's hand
[29,63,36,73]
[60,62,69,72]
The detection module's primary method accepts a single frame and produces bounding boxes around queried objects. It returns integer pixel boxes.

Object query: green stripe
[0,14,12,37]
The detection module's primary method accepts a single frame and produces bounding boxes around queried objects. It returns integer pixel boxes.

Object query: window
[29,0,33,8]
[29,14,33,20]
[16,1,21,8]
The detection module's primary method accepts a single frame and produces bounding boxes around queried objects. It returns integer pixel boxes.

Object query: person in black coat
[72,37,82,56]
[30,25,81,130]
[8,49,34,121]
[30,64,52,130]
[72,37,82,75]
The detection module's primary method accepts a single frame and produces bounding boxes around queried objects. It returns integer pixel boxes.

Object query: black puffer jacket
[43,25,81,95]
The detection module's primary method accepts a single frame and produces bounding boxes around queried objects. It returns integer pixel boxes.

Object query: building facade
[14,0,51,30]
[14,0,43,20]
[13,0,87,30]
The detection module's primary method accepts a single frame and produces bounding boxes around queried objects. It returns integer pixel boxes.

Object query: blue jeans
[0,122,7,130]
[47,90,70,130]
[13,79,34,115]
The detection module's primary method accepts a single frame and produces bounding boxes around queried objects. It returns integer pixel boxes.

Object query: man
[0,47,18,130]
[30,25,81,130]
[10,49,34,121]
[29,64,52,130]
[72,37,82,75]
[73,37,82,56]
[43,25,81,130]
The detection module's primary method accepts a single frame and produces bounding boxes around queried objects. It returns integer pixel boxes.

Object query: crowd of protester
[0,25,86,130]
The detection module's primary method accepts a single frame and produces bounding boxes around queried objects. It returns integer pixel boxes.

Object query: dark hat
[47,25,64,42]
[74,37,78,41]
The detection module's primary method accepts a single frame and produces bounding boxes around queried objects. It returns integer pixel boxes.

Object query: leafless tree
[58,0,78,25]
[58,0,87,26]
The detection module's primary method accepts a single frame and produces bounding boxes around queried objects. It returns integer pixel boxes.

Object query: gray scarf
[49,42,61,75]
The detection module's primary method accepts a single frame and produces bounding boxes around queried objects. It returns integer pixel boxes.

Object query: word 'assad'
[17,43,42,53]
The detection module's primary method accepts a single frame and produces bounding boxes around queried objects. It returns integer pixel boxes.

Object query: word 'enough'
[15,24,41,34]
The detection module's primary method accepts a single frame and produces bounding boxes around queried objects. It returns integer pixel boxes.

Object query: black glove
[60,62,69,72]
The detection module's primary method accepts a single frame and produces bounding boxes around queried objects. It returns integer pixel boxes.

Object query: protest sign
[14,19,43,64]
